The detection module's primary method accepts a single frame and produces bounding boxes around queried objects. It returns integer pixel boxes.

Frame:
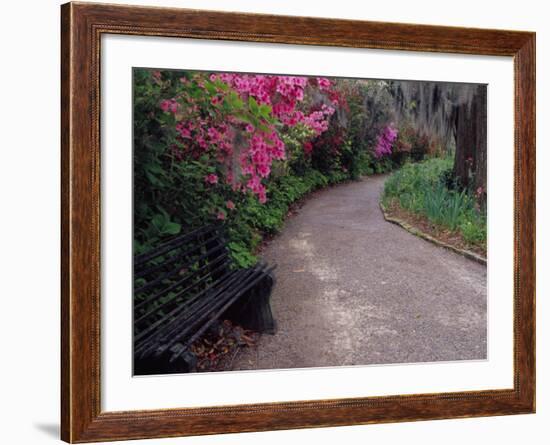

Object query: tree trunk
[453,84,487,197]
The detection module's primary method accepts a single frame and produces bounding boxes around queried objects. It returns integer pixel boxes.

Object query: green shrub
[459,218,487,245]
[223,168,333,267]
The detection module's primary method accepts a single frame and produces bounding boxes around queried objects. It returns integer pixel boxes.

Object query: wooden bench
[133,224,276,375]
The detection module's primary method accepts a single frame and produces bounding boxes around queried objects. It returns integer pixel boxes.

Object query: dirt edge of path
[380,202,487,265]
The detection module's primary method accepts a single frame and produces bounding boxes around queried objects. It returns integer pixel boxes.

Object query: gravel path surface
[232,174,487,371]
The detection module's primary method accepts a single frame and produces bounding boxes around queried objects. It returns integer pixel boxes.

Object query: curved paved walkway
[232,175,487,371]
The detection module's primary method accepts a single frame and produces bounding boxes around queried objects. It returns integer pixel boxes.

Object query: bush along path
[381,158,487,259]
[231,174,487,371]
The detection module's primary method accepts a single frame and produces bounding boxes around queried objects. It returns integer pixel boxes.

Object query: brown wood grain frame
[61,2,536,442]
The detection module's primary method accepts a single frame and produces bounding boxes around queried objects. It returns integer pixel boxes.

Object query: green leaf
[145,170,162,186]
[224,91,244,110]
[212,79,229,91]
[248,96,259,115]
[235,112,259,128]
[258,104,272,118]
[163,222,181,235]
[203,81,217,95]
[152,213,166,230]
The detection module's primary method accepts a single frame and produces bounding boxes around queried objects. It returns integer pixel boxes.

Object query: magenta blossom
[226,200,236,210]
[204,173,219,184]
[317,77,331,90]
[160,99,178,113]
[374,125,398,158]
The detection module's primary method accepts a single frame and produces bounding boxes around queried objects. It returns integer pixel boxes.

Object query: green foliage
[225,169,329,268]
[383,158,486,248]
[373,157,394,174]
[459,220,486,245]
[281,124,316,175]
[151,209,181,236]
[423,183,472,230]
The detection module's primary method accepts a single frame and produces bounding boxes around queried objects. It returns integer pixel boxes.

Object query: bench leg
[225,271,277,335]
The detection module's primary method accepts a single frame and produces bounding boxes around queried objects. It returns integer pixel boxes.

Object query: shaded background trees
[390,80,487,197]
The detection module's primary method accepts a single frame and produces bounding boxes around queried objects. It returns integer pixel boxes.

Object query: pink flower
[258,189,267,204]
[204,174,218,184]
[374,125,398,158]
[160,99,178,113]
[246,176,261,193]
[216,211,226,221]
[225,171,234,184]
[226,200,236,210]
[245,124,255,133]
[207,127,221,142]
[317,77,331,90]
[257,164,271,178]
[321,104,335,115]
[152,71,162,83]
[197,136,208,149]
[175,122,191,138]
[160,99,171,112]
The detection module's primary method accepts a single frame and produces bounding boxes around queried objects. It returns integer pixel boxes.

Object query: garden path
[231,174,487,371]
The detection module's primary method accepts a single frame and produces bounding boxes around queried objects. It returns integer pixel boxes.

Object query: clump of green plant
[225,169,329,267]
[382,158,486,249]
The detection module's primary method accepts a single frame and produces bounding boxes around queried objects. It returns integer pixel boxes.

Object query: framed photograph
[61,2,535,442]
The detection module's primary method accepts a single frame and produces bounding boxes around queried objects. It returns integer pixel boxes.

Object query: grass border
[379,201,487,266]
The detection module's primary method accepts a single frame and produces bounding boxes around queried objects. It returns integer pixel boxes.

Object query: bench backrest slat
[134,257,232,325]
[134,247,229,309]
[134,230,223,282]
[134,266,239,349]
[135,268,253,358]
[133,224,234,353]
[134,224,217,266]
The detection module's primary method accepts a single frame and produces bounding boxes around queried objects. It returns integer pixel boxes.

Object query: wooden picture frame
[61,2,535,442]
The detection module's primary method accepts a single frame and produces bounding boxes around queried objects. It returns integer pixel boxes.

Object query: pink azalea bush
[374,125,398,158]
[161,72,338,204]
